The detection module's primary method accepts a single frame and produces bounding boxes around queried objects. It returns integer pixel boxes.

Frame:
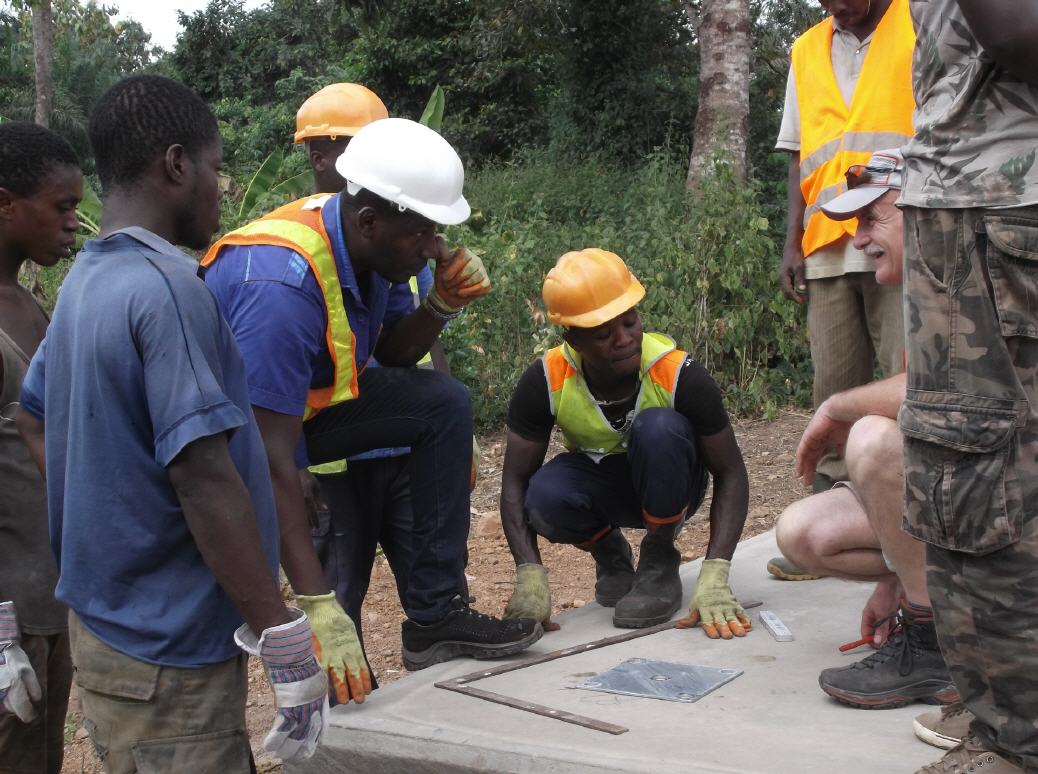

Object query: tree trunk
[686,0,751,190]
[31,0,54,128]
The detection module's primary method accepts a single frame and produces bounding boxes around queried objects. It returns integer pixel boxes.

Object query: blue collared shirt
[203,194,425,418]
[20,227,280,667]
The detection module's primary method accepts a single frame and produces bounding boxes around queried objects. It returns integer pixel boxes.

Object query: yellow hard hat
[294,83,389,144]
[542,249,645,328]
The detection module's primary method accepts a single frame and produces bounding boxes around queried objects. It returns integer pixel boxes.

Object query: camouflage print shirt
[900,0,1038,208]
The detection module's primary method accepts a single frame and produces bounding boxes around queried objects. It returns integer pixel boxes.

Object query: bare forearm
[375,306,446,367]
[170,437,290,634]
[825,372,906,424]
[955,1,1038,86]
[501,480,541,566]
[785,153,806,250]
[704,467,749,561]
[180,480,290,633]
[270,458,332,596]
[15,408,46,478]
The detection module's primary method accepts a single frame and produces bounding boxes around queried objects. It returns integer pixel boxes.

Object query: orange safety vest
[201,195,360,419]
[792,0,915,257]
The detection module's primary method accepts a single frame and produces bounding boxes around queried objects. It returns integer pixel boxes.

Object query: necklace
[591,384,639,408]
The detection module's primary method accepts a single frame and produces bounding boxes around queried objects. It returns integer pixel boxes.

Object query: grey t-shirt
[901,0,1038,208]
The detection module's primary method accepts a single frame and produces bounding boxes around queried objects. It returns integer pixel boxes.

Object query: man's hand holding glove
[425,242,491,319]
[676,559,752,639]
[0,602,40,723]
[235,609,327,762]
[295,593,372,705]
[504,564,558,631]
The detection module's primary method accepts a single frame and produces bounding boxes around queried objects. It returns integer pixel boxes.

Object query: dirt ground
[59,411,810,773]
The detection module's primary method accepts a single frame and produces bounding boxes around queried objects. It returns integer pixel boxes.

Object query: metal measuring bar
[434,599,763,735]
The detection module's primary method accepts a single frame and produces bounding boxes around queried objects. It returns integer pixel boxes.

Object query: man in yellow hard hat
[500,249,753,637]
[295,83,389,194]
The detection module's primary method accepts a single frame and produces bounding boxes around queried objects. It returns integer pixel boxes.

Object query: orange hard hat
[294,83,389,143]
[542,249,645,328]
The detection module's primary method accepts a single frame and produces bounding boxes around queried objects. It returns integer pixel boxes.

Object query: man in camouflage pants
[901,2,1038,772]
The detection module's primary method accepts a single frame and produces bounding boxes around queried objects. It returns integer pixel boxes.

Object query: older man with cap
[774,150,959,712]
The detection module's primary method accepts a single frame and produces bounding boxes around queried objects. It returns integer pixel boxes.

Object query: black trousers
[524,408,708,543]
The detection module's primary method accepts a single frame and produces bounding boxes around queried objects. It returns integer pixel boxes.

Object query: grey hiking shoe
[401,596,542,671]
[818,603,960,709]
[587,528,635,607]
[914,703,974,750]
[915,734,1025,774]
[766,556,824,581]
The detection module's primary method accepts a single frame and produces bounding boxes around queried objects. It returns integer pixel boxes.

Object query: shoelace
[940,702,969,721]
[841,609,926,677]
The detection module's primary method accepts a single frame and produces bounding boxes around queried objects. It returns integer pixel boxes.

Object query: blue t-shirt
[203,193,423,418]
[20,228,280,668]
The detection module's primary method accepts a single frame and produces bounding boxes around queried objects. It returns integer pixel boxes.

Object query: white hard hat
[335,117,470,226]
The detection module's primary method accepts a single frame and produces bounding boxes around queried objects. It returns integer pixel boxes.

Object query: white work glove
[0,602,41,723]
[235,609,328,762]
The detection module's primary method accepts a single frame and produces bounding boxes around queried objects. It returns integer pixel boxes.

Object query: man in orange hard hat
[500,249,753,637]
[295,83,389,194]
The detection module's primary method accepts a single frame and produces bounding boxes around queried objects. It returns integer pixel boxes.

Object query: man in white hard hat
[203,119,543,689]
[774,150,958,715]
[291,84,466,690]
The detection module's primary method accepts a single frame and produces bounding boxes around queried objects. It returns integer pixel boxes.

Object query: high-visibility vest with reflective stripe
[201,195,359,420]
[408,275,434,369]
[792,0,914,257]
[542,333,684,457]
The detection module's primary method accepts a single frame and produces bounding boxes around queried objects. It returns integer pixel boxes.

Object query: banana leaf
[419,86,445,132]
[239,149,284,220]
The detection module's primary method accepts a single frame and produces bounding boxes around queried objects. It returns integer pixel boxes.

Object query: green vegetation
[2,0,823,425]
[444,147,810,429]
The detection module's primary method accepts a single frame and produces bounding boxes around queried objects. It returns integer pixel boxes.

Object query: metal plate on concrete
[574,658,742,703]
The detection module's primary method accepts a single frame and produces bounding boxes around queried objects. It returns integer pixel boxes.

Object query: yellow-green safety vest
[542,332,685,457]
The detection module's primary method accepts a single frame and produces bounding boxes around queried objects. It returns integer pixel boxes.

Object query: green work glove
[295,593,373,705]
[431,247,492,312]
[504,563,552,626]
[676,559,752,640]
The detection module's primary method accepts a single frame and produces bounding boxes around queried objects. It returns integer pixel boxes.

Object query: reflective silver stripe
[800,138,843,180]
[799,131,911,182]
[803,181,845,228]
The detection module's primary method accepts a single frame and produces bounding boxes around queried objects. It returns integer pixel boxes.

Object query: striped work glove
[0,602,40,723]
[235,609,327,762]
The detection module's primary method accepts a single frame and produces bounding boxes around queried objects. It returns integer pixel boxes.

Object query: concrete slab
[289,531,942,774]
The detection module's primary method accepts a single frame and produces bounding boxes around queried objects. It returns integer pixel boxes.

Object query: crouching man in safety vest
[203,118,542,690]
[501,249,753,637]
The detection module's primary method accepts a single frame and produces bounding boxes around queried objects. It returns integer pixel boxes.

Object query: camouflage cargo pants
[900,206,1038,769]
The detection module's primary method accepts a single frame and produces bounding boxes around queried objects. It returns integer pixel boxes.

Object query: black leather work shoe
[401,596,542,671]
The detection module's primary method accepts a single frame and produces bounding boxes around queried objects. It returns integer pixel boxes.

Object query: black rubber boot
[587,529,636,607]
[818,602,960,709]
[612,530,682,628]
